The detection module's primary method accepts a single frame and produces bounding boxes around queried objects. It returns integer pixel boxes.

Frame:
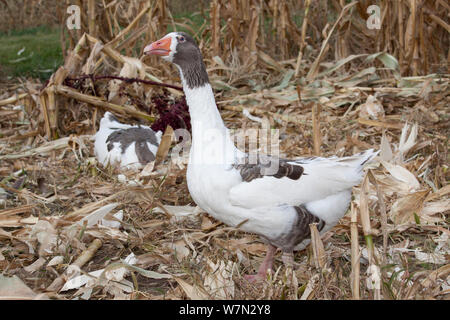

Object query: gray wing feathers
[234,155,304,182]
[271,205,326,251]
[106,127,158,163]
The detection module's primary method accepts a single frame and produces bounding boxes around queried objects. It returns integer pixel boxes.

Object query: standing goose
[144,32,378,281]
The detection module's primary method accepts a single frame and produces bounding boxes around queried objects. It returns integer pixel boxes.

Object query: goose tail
[357,149,379,168]
[341,149,379,173]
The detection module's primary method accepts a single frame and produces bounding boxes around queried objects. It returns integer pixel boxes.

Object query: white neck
[179,71,238,165]
[184,83,226,131]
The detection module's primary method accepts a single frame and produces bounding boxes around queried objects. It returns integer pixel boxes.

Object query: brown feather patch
[233,155,304,182]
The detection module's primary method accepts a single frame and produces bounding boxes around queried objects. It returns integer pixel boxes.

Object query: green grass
[0,26,63,80]
[169,11,207,36]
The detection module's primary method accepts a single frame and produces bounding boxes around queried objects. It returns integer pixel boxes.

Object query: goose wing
[228,150,377,209]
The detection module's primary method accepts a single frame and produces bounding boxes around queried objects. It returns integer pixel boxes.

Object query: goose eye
[178,36,185,42]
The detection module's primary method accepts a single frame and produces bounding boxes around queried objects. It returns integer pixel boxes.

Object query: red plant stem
[65,75,184,92]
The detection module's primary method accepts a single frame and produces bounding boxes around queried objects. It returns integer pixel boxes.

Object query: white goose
[94,112,162,170]
[144,32,378,281]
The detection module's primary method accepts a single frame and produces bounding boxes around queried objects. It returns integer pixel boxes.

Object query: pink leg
[244,244,277,283]
[282,251,294,268]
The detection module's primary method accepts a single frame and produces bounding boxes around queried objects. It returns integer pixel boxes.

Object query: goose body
[182,80,375,252]
[94,112,162,170]
[145,32,378,280]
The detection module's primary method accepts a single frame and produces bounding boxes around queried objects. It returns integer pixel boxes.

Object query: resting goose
[94,112,162,170]
[144,32,378,281]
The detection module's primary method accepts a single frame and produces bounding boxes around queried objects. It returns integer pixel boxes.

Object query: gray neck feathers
[174,54,209,89]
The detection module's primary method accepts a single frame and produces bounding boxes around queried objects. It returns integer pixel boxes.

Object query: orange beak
[144,37,171,56]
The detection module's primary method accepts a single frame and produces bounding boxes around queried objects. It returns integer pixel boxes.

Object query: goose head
[144,32,201,65]
[144,32,209,89]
